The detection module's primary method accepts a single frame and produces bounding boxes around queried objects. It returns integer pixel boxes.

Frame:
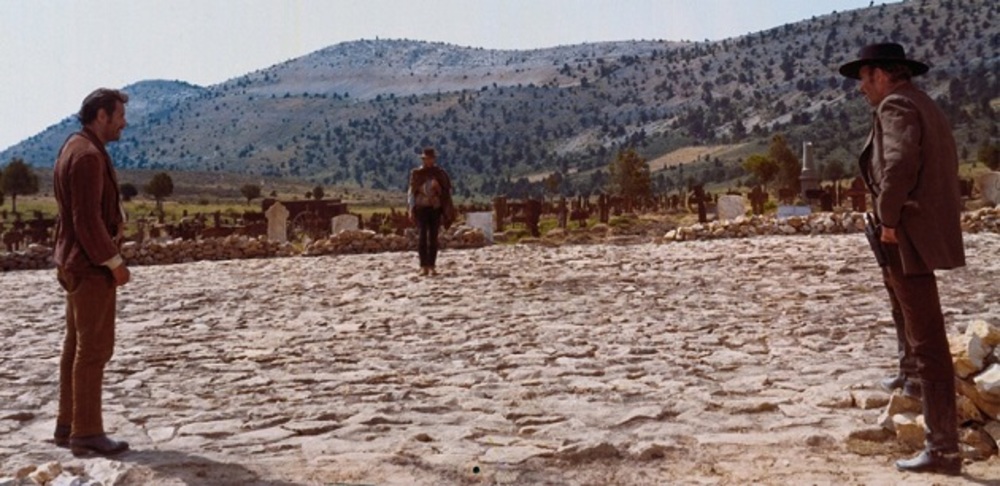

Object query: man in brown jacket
[407,147,454,276]
[52,88,132,457]
[840,43,965,475]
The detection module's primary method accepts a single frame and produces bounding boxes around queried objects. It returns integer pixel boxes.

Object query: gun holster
[864,213,887,267]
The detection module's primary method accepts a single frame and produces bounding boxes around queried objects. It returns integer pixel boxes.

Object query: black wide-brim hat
[838,42,929,80]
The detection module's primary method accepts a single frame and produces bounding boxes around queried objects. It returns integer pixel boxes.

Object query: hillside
[2,0,997,199]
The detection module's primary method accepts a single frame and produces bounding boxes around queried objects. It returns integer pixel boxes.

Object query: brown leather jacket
[859,82,965,274]
[52,128,124,275]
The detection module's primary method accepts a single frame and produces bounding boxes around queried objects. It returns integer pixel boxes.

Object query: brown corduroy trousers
[56,268,117,438]
[880,244,955,383]
[882,243,959,452]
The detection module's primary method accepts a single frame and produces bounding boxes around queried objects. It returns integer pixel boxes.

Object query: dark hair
[77,88,129,125]
[871,62,913,82]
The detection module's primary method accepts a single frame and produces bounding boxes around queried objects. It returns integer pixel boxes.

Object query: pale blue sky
[0,0,884,152]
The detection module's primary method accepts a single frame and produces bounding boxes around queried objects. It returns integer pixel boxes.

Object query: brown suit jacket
[859,82,965,274]
[52,128,124,275]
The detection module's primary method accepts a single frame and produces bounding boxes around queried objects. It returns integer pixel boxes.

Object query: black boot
[895,380,961,476]
[880,374,906,392]
[881,309,921,397]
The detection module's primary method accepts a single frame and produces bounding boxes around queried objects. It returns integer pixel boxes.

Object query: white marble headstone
[465,212,494,243]
[331,214,360,234]
[776,205,812,219]
[979,172,1000,206]
[716,195,746,221]
[264,202,289,243]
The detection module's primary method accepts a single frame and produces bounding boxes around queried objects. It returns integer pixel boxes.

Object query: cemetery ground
[2,232,1000,485]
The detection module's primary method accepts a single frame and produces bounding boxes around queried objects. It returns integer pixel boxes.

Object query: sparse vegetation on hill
[1,0,997,201]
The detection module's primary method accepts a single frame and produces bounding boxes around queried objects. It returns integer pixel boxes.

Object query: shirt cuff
[103,254,123,270]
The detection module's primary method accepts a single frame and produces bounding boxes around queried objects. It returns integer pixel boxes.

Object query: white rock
[951,333,990,378]
[974,364,1000,399]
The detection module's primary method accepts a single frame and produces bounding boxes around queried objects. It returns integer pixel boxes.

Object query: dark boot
[69,434,130,457]
[880,374,906,392]
[896,380,961,476]
[53,424,71,448]
[879,375,922,398]
[895,450,961,475]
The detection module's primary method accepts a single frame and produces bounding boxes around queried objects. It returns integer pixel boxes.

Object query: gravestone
[557,198,568,229]
[466,212,494,243]
[265,202,289,243]
[799,142,819,199]
[597,193,610,224]
[331,214,360,234]
[777,205,812,218]
[717,195,746,221]
[689,184,710,223]
[493,196,507,232]
[846,176,868,212]
[749,185,768,215]
[979,172,1000,206]
[819,187,835,212]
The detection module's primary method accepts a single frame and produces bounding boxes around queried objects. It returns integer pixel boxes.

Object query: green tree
[544,171,564,196]
[608,148,652,199]
[144,172,174,214]
[1,158,40,213]
[311,185,325,200]
[742,154,779,189]
[240,183,262,205]
[769,134,801,193]
[821,160,848,182]
[978,141,1000,171]
[120,182,139,202]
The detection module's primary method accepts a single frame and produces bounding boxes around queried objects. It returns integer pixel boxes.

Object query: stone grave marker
[331,214,360,234]
[465,212,494,243]
[265,202,289,243]
[777,205,812,218]
[749,185,768,215]
[979,172,1000,206]
[717,195,746,221]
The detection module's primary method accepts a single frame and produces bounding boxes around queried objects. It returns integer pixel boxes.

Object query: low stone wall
[303,227,487,256]
[663,207,1000,242]
[2,207,997,272]
[121,235,298,266]
[0,226,490,272]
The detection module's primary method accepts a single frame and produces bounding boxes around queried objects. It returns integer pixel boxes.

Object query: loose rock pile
[303,226,487,256]
[851,320,1000,460]
[1,207,997,272]
[0,244,51,272]
[120,235,298,266]
[664,207,1000,242]
[1,460,113,486]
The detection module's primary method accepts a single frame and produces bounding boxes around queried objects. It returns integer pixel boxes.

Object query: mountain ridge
[3,0,997,198]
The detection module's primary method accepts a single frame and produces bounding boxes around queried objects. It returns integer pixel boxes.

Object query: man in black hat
[840,42,965,475]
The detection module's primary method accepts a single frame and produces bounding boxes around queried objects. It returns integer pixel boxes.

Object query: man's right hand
[111,264,131,287]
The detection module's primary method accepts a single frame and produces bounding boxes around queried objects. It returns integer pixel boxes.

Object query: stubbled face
[98,101,127,143]
[858,65,888,107]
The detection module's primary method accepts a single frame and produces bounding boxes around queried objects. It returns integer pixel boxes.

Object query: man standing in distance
[839,43,965,475]
[52,88,132,456]
[408,147,454,276]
